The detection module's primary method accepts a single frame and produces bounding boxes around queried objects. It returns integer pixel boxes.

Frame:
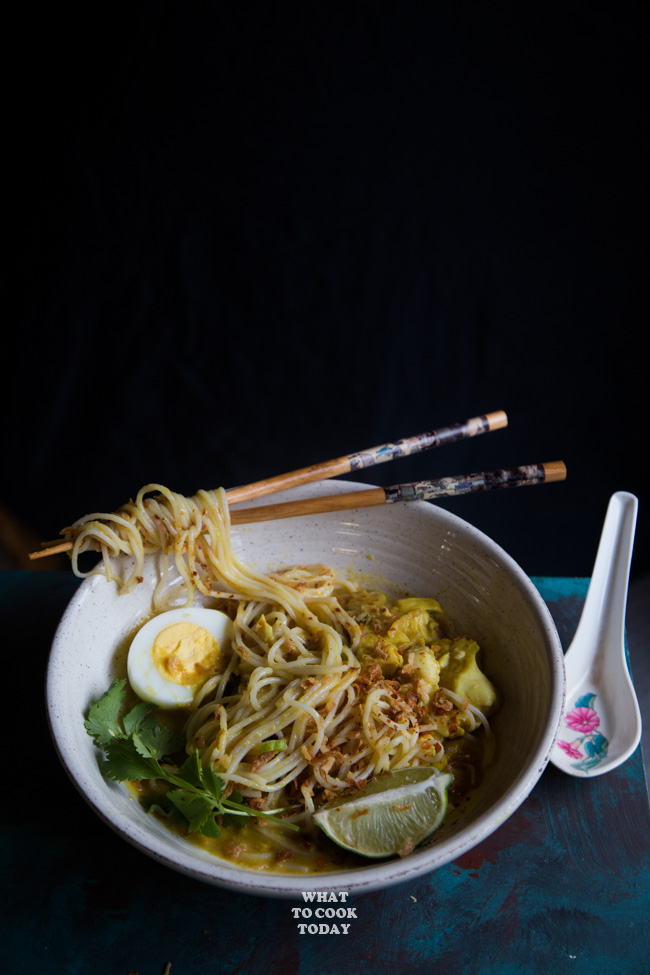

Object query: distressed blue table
[1,571,648,975]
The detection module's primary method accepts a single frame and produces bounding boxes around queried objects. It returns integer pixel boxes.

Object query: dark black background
[4,2,647,580]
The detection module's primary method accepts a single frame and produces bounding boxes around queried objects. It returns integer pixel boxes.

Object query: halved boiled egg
[127,607,234,709]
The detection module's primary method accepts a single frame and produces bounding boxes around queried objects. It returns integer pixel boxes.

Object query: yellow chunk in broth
[388,608,438,648]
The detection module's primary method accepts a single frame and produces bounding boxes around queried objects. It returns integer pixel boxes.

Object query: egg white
[127,607,234,708]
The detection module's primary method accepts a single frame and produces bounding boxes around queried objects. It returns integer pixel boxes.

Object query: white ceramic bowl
[47,480,565,898]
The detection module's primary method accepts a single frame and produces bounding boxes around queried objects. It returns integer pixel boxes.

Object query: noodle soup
[119,574,499,873]
[49,479,565,895]
[73,484,501,872]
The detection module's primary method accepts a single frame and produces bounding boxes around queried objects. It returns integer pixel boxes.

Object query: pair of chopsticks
[28,410,566,560]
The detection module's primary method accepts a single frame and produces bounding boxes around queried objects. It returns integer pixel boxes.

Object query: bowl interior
[47,481,564,897]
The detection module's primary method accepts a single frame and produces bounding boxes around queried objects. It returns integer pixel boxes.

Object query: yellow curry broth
[129,778,357,873]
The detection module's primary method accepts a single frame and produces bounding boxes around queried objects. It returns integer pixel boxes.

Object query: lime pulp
[312,766,452,859]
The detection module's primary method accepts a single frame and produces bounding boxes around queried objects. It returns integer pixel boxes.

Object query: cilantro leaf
[133,712,186,760]
[122,701,153,738]
[200,764,225,805]
[196,813,223,839]
[85,681,300,839]
[101,738,163,782]
[84,680,128,746]
[145,802,172,819]
[176,749,205,790]
[167,790,221,836]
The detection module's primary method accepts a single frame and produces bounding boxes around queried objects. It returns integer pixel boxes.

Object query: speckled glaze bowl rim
[46,481,565,898]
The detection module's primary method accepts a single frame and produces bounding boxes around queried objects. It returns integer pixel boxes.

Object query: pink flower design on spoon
[565,706,600,735]
[557,739,583,760]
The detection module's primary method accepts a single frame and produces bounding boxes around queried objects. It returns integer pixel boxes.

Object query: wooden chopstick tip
[542,460,567,483]
[485,410,508,431]
[28,540,72,560]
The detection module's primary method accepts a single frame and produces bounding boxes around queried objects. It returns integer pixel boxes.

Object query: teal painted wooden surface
[0,571,648,975]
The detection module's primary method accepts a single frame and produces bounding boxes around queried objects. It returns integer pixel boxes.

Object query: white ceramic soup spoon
[550,491,641,778]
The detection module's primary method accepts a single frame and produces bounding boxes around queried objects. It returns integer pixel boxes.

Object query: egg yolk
[152,622,221,687]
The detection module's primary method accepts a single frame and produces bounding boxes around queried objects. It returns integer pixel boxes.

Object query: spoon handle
[571,491,638,664]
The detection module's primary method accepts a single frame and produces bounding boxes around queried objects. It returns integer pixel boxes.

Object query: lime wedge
[313,766,452,859]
